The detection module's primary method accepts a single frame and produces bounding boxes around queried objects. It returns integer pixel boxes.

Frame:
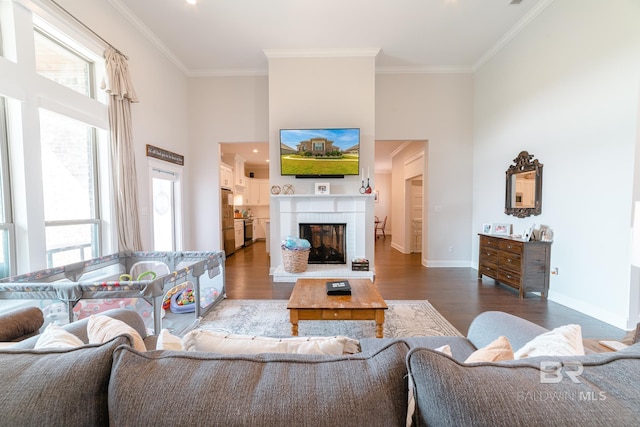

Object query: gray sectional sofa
[1,308,639,426]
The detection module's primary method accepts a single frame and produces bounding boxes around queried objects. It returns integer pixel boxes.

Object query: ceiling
[111,0,547,170]
[113,0,548,76]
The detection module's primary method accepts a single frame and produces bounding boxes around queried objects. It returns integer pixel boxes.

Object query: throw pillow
[34,323,84,349]
[465,335,513,363]
[513,324,584,359]
[434,344,452,357]
[156,329,183,351]
[182,329,360,355]
[87,315,147,352]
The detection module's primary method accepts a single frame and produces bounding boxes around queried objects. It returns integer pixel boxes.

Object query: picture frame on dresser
[482,223,492,234]
[492,223,511,236]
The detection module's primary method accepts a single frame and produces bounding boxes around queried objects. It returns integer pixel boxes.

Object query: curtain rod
[49,0,128,59]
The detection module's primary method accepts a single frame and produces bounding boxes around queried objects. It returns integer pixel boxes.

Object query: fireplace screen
[299,223,346,264]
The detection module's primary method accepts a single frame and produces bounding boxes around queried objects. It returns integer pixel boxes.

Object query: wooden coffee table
[287,278,388,338]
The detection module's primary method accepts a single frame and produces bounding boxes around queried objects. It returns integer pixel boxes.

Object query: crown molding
[473,0,555,71]
[264,48,381,59]
[106,0,189,75]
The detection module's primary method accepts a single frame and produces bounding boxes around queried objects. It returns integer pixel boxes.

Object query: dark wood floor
[225,238,626,338]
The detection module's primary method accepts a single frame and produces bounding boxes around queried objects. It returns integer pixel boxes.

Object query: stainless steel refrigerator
[221,188,235,256]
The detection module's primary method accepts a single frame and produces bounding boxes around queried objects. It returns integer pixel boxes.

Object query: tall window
[40,109,100,267]
[0,98,14,278]
[35,27,102,268]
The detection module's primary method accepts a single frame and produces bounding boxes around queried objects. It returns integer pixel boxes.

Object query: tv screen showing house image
[280,128,360,177]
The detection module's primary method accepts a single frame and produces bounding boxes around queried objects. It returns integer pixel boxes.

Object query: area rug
[198,299,462,339]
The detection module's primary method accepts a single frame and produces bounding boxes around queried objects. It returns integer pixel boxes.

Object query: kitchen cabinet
[245,178,270,206]
[478,234,551,298]
[234,155,246,189]
[234,219,244,249]
[255,218,267,240]
[220,163,233,190]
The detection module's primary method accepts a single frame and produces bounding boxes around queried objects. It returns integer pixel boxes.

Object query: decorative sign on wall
[146,144,184,166]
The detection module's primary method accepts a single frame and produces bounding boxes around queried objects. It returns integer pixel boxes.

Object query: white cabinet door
[234,220,244,249]
[234,155,246,188]
[257,180,270,205]
[255,219,266,239]
[245,178,257,205]
[220,164,233,189]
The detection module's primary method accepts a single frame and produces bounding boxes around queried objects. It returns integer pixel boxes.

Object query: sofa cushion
[182,329,360,355]
[406,346,640,426]
[109,340,410,426]
[0,336,128,426]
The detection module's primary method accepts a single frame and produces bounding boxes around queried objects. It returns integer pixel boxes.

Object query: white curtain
[102,48,143,252]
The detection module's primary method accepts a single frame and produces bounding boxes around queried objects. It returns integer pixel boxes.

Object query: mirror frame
[505,151,543,218]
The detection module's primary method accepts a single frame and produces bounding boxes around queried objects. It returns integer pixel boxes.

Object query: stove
[244,218,253,246]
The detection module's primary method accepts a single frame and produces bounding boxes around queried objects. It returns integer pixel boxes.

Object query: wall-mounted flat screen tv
[280,128,360,178]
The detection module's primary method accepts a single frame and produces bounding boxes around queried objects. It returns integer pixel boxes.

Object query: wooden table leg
[375,309,385,338]
[289,309,299,336]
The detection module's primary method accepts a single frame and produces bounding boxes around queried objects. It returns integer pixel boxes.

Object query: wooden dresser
[478,233,552,298]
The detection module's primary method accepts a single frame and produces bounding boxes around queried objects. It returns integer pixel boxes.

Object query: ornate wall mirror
[505,151,543,218]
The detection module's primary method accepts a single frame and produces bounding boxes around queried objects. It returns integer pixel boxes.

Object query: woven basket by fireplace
[281,246,310,273]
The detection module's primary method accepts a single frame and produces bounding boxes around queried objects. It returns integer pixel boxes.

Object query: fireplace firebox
[299,223,346,264]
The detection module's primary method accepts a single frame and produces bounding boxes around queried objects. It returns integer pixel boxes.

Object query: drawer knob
[334,312,338,318]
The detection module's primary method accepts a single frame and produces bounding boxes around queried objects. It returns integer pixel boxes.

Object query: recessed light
[253,149,258,153]
[186,0,197,5]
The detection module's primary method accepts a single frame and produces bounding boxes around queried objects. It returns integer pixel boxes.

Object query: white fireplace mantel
[270,194,375,282]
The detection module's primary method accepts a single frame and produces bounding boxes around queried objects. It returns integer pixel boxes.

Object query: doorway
[150,166,183,251]
[409,177,423,253]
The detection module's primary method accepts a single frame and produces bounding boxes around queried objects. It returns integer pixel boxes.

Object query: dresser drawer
[480,236,499,248]
[498,251,522,272]
[479,247,498,263]
[498,269,521,288]
[479,263,497,278]
[499,240,523,254]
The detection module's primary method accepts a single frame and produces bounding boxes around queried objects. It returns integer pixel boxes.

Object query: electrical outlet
[448,246,454,253]
[551,267,559,275]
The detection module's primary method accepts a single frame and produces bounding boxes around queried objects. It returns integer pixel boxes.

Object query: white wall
[376,73,474,266]
[187,76,269,251]
[473,0,640,329]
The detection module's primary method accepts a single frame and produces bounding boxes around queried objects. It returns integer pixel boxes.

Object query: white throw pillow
[514,324,584,359]
[34,323,84,349]
[182,330,360,355]
[465,336,514,363]
[87,315,147,352]
[156,329,183,351]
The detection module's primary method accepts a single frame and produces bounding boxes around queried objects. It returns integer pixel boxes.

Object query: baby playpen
[0,251,225,335]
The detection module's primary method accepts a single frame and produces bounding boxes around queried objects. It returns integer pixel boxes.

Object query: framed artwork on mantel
[314,182,330,195]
